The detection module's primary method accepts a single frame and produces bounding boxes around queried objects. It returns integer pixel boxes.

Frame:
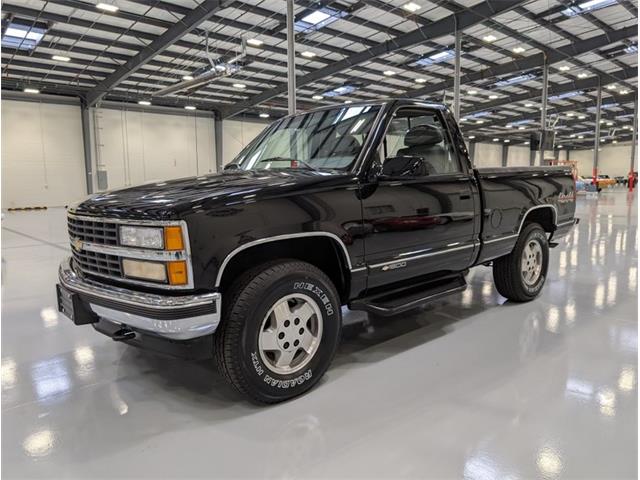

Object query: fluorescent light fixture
[483,34,497,42]
[578,115,586,119]
[468,135,476,139]
[567,112,575,117]
[259,113,270,118]
[96,2,119,12]
[247,38,263,46]
[504,139,510,143]
[519,126,526,130]
[182,75,194,81]
[23,87,40,94]
[558,145,563,148]
[52,55,71,62]
[302,10,330,24]
[233,83,247,89]
[607,121,614,126]
[184,105,196,110]
[324,84,357,97]
[578,73,588,78]
[403,2,421,12]
[415,78,427,83]
[344,100,352,104]
[548,90,583,101]
[476,120,484,124]
[512,46,526,53]
[301,51,316,58]
[467,90,477,95]
[489,94,498,99]
[524,141,530,145]
[138,100,151,106]
[495,72,537,87]
[607,84,617,90]
[570,134,576,138]
[416,49,455,66]
[558,65,571,71]
[312,95,324,100]
[578,135,584,139]
[562,0,617,17]
[525,103,534,107]
[620,89,629,94]
[493,138,499,142]
[214,64,226,72]
[383,70,396,76]
[295,7,346,32]
[2,21,47,50]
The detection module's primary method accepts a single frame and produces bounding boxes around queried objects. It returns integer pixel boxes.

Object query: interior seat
[396,124,449,174]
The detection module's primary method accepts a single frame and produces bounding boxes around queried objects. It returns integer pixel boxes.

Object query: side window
[381,109,460,176]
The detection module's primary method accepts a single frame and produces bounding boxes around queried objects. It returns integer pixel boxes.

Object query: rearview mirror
[381,156,428,178]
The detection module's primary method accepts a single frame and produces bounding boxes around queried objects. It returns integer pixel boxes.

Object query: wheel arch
[216,233,352,303]
[519,205,557,234]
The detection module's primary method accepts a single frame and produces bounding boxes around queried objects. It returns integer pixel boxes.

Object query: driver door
[360,107,477,289]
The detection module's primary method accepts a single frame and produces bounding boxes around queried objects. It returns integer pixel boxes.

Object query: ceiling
[1,0,637,149]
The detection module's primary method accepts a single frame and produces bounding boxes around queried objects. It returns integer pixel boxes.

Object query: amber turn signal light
[167,261,188,285]
[164,226,184,251]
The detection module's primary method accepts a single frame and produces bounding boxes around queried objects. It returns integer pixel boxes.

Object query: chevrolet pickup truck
[57,99,577,403]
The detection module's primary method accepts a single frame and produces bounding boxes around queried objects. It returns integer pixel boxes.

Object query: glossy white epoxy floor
[1,191,637,479]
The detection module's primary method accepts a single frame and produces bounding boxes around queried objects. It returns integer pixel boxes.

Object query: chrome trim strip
[556,219,576,227]
[516,205,558,235]
[67,212,194,290]
[483,234,519,244]
[215,232,354,287]
[68,211,183,226]
[78,241,187,261]
[369,242,476,269]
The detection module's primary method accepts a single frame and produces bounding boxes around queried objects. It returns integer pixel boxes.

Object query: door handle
[459,194,471,200]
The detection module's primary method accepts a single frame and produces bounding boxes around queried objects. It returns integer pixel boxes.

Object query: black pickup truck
[57,99,577,403]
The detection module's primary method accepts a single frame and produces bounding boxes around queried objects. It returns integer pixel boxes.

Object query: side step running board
[349,274,467,317]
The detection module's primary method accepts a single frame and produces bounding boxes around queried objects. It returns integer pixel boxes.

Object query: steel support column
[286,0,296,115]
[539,56,549,153]
[80,104,94,194]
[214,111,223,172]
[630,98,638,191]
[593,82,602,184]
[502,144,509,167]
[529,148,536,166]
[453,28,461,120]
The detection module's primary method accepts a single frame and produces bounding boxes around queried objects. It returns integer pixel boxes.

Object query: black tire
[214,259,341,404]
[492,222,549,302]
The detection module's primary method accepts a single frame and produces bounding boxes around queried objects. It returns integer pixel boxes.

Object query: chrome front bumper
[58,257,221,340]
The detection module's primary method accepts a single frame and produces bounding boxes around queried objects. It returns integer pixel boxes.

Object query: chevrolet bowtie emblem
[72,237,83,251]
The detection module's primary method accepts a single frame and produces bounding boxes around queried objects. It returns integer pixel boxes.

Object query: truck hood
[72,170,354,220]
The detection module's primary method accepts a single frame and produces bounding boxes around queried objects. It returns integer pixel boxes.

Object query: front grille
[68,216,118,246]
[72,249,123,278]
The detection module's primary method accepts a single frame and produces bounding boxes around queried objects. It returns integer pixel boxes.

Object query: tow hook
[112,327,136,342]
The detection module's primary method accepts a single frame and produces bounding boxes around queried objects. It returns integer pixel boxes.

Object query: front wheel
[214,260,341,404]
[493,222,549,302]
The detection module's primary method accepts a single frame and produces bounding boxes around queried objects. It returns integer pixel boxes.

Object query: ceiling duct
[154,37,247,97]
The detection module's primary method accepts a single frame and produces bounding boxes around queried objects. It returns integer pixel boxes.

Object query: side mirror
[381,155,428,178]
[224,163,239,171]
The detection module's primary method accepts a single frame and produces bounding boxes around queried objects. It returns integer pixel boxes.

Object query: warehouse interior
[1,0,638,478]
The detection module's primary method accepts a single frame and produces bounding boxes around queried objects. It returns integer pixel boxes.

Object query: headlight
[120,226,164,249]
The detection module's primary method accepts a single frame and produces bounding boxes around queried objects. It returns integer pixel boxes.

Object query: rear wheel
[493,222,549,302]
[214,260,341,404]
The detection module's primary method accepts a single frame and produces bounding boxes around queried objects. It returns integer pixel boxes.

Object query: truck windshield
[231,105,381,171]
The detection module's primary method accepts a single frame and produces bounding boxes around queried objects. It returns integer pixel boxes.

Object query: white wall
[222,119,267,166]
[571,144,634,177]
[93,108,215,191]
[1,99,87,208]
[473,143,503,167]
